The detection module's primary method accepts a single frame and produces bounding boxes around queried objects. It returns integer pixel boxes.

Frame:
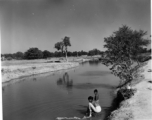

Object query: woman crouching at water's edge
[88,96,102,117]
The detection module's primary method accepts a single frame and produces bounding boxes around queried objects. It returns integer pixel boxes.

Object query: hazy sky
[1,0,151,54]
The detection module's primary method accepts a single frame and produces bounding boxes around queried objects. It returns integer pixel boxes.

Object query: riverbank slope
[1,62,79,83]
[109,60,152,120]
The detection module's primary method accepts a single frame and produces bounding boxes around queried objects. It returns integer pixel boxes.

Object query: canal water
[2,61,120,120]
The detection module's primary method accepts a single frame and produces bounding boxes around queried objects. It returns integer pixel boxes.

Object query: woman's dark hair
[88,96,93,101]
[94,89,98,93]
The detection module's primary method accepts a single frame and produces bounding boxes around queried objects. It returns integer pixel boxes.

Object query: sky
[0,0,151,54]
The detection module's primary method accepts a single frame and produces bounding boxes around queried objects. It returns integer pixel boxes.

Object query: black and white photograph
[0,0,151,120]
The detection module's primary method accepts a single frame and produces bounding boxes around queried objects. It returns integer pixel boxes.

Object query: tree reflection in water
[89,60,101,66]
[57,72,73,91]
[33,78,37,81]
[57,71,116,92]
[2,87,4,92]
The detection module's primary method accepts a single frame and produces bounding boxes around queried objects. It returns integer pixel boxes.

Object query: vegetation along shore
[100,26,152,120]
[109,59,152,120]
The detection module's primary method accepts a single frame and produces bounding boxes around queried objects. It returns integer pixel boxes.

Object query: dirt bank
[1,62,79,83]
[109,60,152,120]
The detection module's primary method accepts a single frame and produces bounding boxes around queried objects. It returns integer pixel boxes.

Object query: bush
[43,50,53,59]
[24,48,43,59]
[7,57,13,60]
[138,56,151,62]
[14,52,24,60]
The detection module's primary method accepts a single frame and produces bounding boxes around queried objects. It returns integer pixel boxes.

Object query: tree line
[2,36,106,60]
[1,48,104,60]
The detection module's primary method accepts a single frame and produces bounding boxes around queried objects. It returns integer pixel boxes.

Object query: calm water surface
[3,61,119,120]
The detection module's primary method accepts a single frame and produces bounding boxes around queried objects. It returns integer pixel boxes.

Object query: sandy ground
[1,57,78,66]
[110,60,152,120]
[1,56,96,66]
[1,62,79,83]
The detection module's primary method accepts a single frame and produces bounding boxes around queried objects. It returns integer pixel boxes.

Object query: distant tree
[24,48,43,59]
[100,51,105,58]
[77,50,87,56]
[2,54,14,60]
[14,52,24,59]
[102,25,150,87]
[54,51,62,57]
[77,51,81,56]
[62,36,71,61]
[81,51,88,55]
[67,51,72,56]
[88,49,101,56]
[7,56,13,60]
[43,50,53,59]
[54,42,64,56]
[54,36,71,61]
[72,51,78,57]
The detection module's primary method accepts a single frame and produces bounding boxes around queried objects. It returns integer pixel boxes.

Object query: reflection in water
[2,87,4,92]
[2,78,26,88]
[89,60,101,66]
[80,61,87,66]
[57,72,73,91]
[3,61,119,120]
[80,71,111,76]
[57,73,116,91]
[33,78,37,81]
[74,83,115,90]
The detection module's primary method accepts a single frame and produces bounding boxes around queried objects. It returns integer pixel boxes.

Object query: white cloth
[89,103,101,113]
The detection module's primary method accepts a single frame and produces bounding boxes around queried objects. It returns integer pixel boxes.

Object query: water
[2,61,120,120]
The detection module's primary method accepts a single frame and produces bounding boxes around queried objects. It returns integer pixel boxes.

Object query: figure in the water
[57,72,73,90]
[86,89,101,117]
[56,89,102,119]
